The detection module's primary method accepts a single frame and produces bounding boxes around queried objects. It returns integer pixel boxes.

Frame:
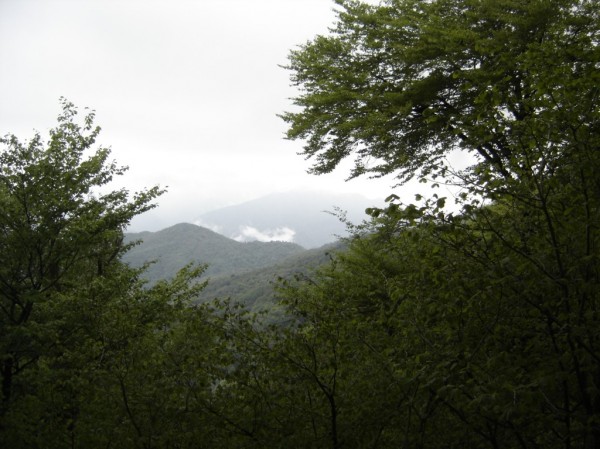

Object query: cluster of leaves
[282,0,599,184]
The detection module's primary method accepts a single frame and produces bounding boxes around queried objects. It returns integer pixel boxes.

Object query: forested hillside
[123,223,305,283]
[1,1,599,448]
[197,241,344,314]
[123,223,344,310]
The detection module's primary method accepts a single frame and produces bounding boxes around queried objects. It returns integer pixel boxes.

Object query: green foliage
[282,0,600,186]
[0,99,163,413]
[1,0,599,446]
[268,0,600,447]
[0,100,211,447]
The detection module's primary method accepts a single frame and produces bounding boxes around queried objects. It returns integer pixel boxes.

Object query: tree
[0,99,165,444]
[279,1,600,447]
[282,0,599,185]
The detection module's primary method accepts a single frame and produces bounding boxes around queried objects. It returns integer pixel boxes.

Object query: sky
[0,0,404,232]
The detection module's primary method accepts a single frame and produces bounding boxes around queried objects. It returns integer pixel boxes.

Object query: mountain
[123,223,305,283]
[193,191,379,248]
[197,241,345,315]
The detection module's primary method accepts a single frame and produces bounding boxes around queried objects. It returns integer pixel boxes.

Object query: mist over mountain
[122,191,380,290]
[194,191,380,248]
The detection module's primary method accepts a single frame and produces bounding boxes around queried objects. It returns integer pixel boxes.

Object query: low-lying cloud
[193,218,223,234]
[233,225,296,243]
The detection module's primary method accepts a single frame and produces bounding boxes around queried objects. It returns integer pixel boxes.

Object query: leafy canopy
[282,0,600,185]
[273,1,600,447]
[0,99,166,439]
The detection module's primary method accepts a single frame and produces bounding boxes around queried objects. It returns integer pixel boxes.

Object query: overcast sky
[0,0,400,231]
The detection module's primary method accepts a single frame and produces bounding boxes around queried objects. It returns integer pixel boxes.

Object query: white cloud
[233,226,296,243]
[193,218,223,234]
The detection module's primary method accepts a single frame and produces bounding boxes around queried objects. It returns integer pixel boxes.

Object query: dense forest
[1,0,599,448]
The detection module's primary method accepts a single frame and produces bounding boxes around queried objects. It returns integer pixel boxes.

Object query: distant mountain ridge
[122,191,377,301]
[123,222,346,317]
[123,223,305,283]
[194,191,379,248]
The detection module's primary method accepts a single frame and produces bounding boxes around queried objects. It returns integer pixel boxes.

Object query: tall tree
[282,0,599,186]
[279,1,600,447]
[0,99,164,443]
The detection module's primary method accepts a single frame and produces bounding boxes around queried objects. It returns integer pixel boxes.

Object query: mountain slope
[123,223,305,283]
[198,241,346,315]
